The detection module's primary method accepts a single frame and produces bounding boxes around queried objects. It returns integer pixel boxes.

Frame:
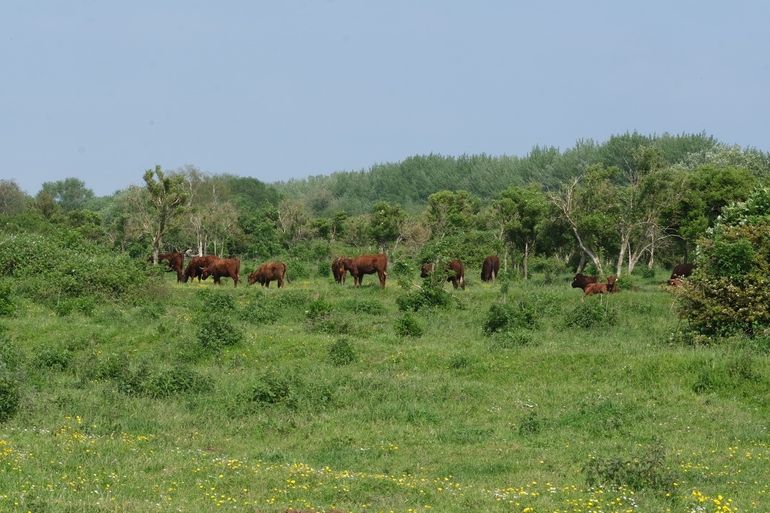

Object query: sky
[2,1,769,197]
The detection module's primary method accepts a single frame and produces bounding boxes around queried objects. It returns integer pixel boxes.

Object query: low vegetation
[0,268,768,512]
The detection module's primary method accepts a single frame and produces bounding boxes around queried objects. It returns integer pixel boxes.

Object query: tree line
[1,132,768,280]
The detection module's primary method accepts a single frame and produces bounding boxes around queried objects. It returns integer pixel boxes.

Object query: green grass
[0,270,768,512]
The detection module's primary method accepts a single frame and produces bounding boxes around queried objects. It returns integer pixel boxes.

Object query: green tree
[426,190,479,239]
[493,186,548,279]
[678,187,770,336]
[369,201,405,253]
[0,180,28,215]
[38,178,94,211]
[142,166,188,264]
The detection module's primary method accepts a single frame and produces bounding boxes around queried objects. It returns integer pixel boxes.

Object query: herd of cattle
[153,251,694,295]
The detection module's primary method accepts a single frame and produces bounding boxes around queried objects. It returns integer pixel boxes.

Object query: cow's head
[420,262,435,278]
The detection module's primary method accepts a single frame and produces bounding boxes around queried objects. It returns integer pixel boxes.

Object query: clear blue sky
[2,1,769,196]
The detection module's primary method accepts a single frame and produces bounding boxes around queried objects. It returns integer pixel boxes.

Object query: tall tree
[38,178,94,211]
[494,186,548,279]
[369,201,405,253]
[142,166,188,264]
[0,180,28,215]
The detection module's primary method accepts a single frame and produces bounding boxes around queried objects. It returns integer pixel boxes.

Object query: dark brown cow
[201,257,240,287]
[481,255,500,282]
[572,273,598,290]
[248,261,287,288]
[342,254,388,288]
[667,263,695,285]
[421,260,465,289]
[183,255,218,283]
[331,256,347,284]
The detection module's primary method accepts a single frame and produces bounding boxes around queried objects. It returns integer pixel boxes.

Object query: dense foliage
[678,188,770,337]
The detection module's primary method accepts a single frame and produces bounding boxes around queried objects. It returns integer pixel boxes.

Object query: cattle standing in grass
[183,255,218,283]
[421,260,465,289]
[248,261,287,288]
[481,255,500,282]
[201,257,240,287]
[571,273,598,291]
[331,257,347,284]
[667,263,694,285]
[342,254,388,288]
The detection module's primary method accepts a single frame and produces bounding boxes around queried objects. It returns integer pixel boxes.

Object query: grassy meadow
[1,266,769,513]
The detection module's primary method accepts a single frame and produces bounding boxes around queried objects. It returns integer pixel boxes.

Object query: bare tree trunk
[523,241,530,280]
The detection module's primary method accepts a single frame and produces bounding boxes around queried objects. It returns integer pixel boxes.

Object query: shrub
[141,365,212,398]
[33,347,72,371]
[0,375,20,423]
[337,298,383,315]
[197,320,243,350]
[305,299,333,321]
[396,282,452,312]
[0,282,14,316]
[448,353,471,370]
[483,301,539,335]
[530,256,567,284]
[563,301,618,329]
[395,313,424,337]
[677,188,770,337]
[328,338,356,366]
[518,411,542,436]
[488,331,536,349]
[240,294,280,325]
[237,372,335,412]
[0,334,22,372]
[584,442,677,493]
[195,290,243,350]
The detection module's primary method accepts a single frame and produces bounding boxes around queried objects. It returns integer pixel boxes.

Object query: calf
[331,256,347,284]
[183,255,218,283]
[421,260,465,289]
[583,275,617,296]
[572,273,598,290]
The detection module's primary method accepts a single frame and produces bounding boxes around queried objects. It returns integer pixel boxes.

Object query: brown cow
[150,251,185,282]
[342,254,388,288]
[331,256,347,284]
[572,273,598,290]
[583,275,617,296]
[248,261,287,288]
[667,263,695,285]
[421,260,465,289]
[183,255,218,283]
[481,255,500,282]
[201,257,240,287]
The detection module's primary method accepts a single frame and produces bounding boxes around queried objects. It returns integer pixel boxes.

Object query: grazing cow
[331,257,347,284]
[149,251,185,282]
[421,260,465,289]
[248,261,287,288]
[342,254,388,288]
[201,257,240,287]
[572,273,598,290]
[583,275,618,297]
[183,255,218,283]
[481,255,500,282]
[668,263,694,285]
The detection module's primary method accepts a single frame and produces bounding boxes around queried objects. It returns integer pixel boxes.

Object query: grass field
[1,268,768,513]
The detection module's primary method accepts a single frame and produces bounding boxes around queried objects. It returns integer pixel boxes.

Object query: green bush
[33,347,72,371]
[395,313,424,337]
[195,290,243,350]
[337,298,383,315]
[584,443,677,493]
[0,334,22,372]
[328,338,357,366]
[396,282,452,312]
[483,301,539,335]
[488,331,536,349]
[0,282,14,316]
[240,295,280,325]
[0,375,20,423]
[237,372,335,412]
[563,301,618,329]
[141,365,212,398]
[678,188,770,337]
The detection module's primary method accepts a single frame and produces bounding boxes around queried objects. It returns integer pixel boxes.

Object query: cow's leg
[378,270,386,288]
